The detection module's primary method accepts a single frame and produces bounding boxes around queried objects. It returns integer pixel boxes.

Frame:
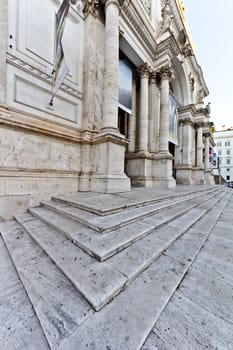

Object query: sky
[183,0,233,130]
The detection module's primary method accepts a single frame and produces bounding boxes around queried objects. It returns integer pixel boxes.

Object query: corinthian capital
[82,0,101,16]
[158,65,175,81]
[137,62,151,78]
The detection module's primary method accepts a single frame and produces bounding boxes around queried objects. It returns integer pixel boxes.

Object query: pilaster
[0,0,7,104]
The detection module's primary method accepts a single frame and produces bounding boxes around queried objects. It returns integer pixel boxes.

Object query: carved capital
[158,65,174,81]
[82,0,102,17]
[195,122,204,129]
[137,63,151,79]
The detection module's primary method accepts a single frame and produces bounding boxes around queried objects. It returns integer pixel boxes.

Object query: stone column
[0,0,7,104]
[102,0,122,130]
[159,66,173,153]
[149,71,159,153]
[196,123,204,168]
[204,133,210,170]
[138,63,150,152]
[128,76,136,153]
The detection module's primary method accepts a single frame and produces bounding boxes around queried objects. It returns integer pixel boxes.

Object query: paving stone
[59,254,188,350]
[0,232,49,350]
[1,220,94,349]
[179,267,233,324]
[142,292,233,350]
[15,213,127,311]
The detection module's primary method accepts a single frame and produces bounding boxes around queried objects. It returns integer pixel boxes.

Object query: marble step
[15,212,127,311]
[0,220,94,350]
[58,191,232,350]
[29,189,224,262]
[0,232,49,350]
[15,191,226,312]
[41,187,222,233]
[108,190,227,281]
[52,186,219,216]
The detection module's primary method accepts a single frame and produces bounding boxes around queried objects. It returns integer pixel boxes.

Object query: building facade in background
[0,0,215,219]
[213,130,233,184]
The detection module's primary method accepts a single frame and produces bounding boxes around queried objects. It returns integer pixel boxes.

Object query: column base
[126,152,154,187]
[192,167,205,185]
[90,130,131,193]
[153,153,176,189]
[176,166,193,185]
[204,170,215,185]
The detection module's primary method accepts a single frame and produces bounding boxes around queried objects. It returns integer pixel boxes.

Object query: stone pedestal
[192,168,205,185]
[126,152,153,187]
[91,131,130,193]
[153,153,176,188]
[176,166,193,185]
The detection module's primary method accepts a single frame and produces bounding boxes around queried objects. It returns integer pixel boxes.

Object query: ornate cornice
[6,53,82,99]
[120,1,157,58]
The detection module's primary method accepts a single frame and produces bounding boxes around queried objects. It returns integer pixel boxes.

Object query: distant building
[213,130,233,183]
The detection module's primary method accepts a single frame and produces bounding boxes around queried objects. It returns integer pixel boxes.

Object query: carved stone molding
[179,117,193,127]
[195,122,204,129]
[139,0,151,18]
[160,0,173,33]
[82,0,103,17]
[6,53,82,99]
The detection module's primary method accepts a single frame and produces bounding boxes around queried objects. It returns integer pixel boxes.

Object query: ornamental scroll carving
[139,0,151,17]
[160,0,173,32]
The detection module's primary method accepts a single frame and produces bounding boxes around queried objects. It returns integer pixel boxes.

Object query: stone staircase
[0,185,232,350]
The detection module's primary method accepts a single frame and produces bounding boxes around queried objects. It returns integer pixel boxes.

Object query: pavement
[0,185,232,350]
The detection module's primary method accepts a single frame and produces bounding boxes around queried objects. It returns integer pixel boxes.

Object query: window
[227,175,230,181]
[218,150,222,156]
[225,141,231,147]
[227,168,230,171]
[217,142,222,147]
[227,158,231,165]
[227,149,231,155]
[218,158,221,165]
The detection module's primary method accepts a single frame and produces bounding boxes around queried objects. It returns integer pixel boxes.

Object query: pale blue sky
[184,0,233,130]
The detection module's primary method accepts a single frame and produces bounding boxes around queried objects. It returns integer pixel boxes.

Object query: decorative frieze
[139,0,151,17]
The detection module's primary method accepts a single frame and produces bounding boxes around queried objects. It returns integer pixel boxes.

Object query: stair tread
[1,220,94,350]
[15,213,127,311]
[16,191,225,313]
[58,191,231,350]
[53,186,218,216]
[109,191,227,280]
[44,187,220,232]
[0,230,49,350]
[30,190,222,261]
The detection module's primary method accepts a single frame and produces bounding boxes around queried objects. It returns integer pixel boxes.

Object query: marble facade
[0,0,214,219]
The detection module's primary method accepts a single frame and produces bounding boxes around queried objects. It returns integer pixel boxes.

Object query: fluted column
[159,66,173,153]
[128,76,137,152]
[149,71,159,152]
[102,0,122,130]
[196,123,204,168]
[138,63,150,151]
[205,133,210,170]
